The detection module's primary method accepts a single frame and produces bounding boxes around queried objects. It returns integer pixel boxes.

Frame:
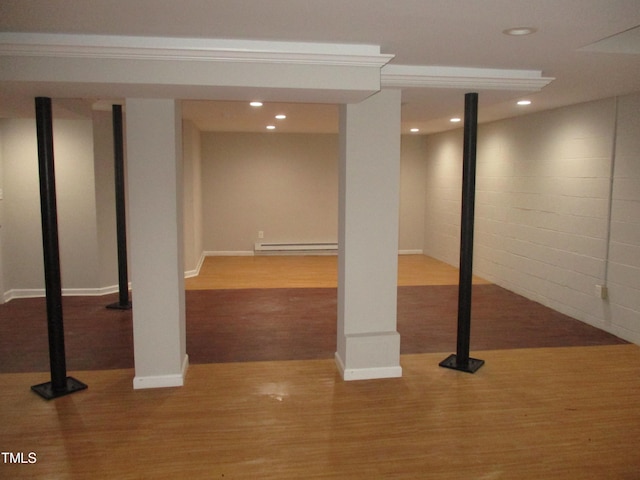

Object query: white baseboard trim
[205,250,254,257]
[3,285,128,303]
[133,354,189,390]
[334,352,403,381]
[205,250,421,257]
[184,252,207,279]
[3,289,43,303]
[2,249,424,303]
[63,286,122,296]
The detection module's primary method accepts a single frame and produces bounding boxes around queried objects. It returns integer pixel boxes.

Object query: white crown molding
[382,64,554,91]
[0,32,394,68]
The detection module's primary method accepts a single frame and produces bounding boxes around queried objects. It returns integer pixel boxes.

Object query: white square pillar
[125,99,188,389]
[336,89,402,380]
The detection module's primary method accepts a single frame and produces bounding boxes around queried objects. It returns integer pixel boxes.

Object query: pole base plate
[106,301,132,310]
[439,354,485,373]
[31,377,88,400]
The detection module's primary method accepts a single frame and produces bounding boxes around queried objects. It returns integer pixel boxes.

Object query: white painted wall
[399,135,428,252]
[1,119,48,294]
[423,94,640,344]
[0,112,211,298]
[182,120,203,273]
[423,129,464,264]
[91,109,119,290]
[53,118,101,289]
[0,117,104,298]
[199,131,427,254]
[200,132,340,253]
[0,121,429,299]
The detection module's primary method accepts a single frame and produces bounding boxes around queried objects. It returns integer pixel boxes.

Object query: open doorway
[181,99,342,363]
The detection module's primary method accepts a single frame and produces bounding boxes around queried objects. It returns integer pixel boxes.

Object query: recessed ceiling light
[275,114,287,120]
[410,128,420,133]
[517,100,532,106]
[503,27,537,36]
[266,125,276,130]
[450,117,461,123]
[250,101,263,107]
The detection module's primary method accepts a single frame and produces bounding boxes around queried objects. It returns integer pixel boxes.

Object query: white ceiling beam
[0,33,394,68]
[382,65,554,91]
[0,33,394,104]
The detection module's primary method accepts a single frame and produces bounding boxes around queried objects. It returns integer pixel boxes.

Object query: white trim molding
[205,250,254,257]
[382,64,554,91]
[0,33,394,68]
[335,353,403,381]
[133,354,189,390]
[3,285,126,303]
[184,252,207,279]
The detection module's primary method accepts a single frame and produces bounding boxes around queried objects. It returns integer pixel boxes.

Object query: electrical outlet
[258,231,264,239]
[595,284,608,300]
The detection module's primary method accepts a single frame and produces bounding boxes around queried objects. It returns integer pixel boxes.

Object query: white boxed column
[336,89,402,380]
[125,99,188,389]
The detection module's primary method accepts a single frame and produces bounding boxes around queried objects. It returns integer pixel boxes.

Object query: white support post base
[335,332,402,381]
[133,355,189,390]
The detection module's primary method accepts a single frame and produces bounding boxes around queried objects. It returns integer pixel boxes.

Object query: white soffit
[579,25,640,54]
[381,65,555,91]
[0,32,395,67]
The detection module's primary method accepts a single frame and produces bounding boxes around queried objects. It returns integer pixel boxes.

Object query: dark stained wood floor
[0,285,626,373]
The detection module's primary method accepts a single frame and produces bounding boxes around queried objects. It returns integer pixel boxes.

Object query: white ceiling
[1,0,639,134]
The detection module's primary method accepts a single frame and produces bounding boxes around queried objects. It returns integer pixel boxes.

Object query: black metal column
[439,92,485,374]
[106,104,132,310]
[31,97,88,399]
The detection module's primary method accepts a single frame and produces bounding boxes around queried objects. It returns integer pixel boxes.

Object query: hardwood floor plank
[185,255,339,290]
[184,254,490,290]
[397,254,490,286]
[0,284,625,373]
[2,345,639,479]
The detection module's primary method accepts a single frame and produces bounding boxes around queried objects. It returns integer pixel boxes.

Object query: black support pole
[439,92,485,374]
[31,97,88,399]
[106,104,132,310]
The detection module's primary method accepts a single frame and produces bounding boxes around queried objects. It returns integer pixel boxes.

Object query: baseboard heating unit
[254,242,338,255]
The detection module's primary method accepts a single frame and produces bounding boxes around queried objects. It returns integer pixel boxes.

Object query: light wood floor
[2,345,639,479]
[185,254,490,290]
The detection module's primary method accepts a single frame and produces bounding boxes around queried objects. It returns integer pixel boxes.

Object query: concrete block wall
[422,131,464,265]
[424,94,640,344]
[607,93,640,341]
